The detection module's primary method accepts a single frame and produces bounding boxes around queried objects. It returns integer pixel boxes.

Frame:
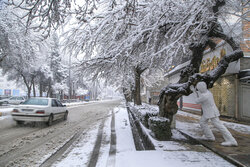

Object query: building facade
[162,41,250,122]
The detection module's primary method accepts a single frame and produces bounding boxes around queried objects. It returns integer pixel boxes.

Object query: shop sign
[200,48,226,73]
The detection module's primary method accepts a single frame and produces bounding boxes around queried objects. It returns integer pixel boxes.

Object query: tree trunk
[32,81,36,97]
[47,86,51,97]
[60,90,63,100]
[134,67,144,105]
[158,0,243,124]
[123,88,132,102]
[39,82,43,97]
[27,86,31,98]
[21,74,32,98]
[49,89,53,98]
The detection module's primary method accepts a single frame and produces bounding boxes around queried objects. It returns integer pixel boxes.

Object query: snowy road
[0,100,121,167]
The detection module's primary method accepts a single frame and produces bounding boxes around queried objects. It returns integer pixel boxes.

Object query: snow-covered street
[0,100,121,167]
[1,99,250,166]
[45,103,239,167]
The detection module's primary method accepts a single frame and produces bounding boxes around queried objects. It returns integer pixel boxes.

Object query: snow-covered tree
[8,0,248,122]
[63,0,169,105]
[45,33,68,97]
[0,5,68,98]
[0,6,43,97]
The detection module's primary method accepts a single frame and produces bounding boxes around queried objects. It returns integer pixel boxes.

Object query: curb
[126,106,155,150]
[178,130,247,167]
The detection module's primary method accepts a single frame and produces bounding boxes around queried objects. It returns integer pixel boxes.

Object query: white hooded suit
[192,82,237,146]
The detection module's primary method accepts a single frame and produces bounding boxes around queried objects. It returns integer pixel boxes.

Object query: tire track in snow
[106,110,116,167]
[39,131,86,167]
[87,119,105,167]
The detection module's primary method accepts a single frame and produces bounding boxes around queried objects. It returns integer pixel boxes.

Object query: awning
[239,69,250,82]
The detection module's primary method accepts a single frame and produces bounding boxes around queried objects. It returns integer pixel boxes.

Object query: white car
[0,96,11,105]
[11,98,68,126]
[6,96,26,105]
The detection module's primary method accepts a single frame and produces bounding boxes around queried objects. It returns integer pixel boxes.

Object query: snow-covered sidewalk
[52,105,235,167]
[177,110,250,136]
[176,110,250,167]
[115,108,234,167]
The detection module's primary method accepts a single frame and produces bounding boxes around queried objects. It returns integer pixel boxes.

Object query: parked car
[6,96,26,105]
[0,96,11,105]
[11,98,68,126]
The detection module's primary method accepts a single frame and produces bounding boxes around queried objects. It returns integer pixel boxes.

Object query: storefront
[164,42,250,122]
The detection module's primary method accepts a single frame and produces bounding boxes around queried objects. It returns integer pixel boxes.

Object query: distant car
[0,96,11,105]
[11,98,68,126]
[5,96,26,105]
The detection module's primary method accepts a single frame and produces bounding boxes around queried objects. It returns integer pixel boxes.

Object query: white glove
[190,85,195,91]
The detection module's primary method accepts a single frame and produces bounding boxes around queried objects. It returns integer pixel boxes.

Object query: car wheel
[16,121,24,125]
[47,114,53,126]
[64,111,68,121]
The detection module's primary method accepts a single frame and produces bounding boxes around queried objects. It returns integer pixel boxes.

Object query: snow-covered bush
[148,116,171,141]
[129,103,158,128]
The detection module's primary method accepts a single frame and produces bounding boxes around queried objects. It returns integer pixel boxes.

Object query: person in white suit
[190,81,238,146]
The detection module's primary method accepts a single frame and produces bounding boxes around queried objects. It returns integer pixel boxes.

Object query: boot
[221,138,238,147]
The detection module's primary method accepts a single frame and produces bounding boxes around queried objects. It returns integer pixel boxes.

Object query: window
[22,98,49,106]
[52,99,58,107]
[56,100,63,107]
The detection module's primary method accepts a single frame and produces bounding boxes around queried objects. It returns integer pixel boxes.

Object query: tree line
[0,0,248,122]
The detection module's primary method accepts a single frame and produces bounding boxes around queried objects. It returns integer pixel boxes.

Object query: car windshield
[22,98,49,106]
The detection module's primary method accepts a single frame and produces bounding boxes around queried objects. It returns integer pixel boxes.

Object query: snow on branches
[6,0,247,105]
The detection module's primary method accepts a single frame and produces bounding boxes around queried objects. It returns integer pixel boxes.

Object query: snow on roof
[203,40,226,55]
[164,60,190,77]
